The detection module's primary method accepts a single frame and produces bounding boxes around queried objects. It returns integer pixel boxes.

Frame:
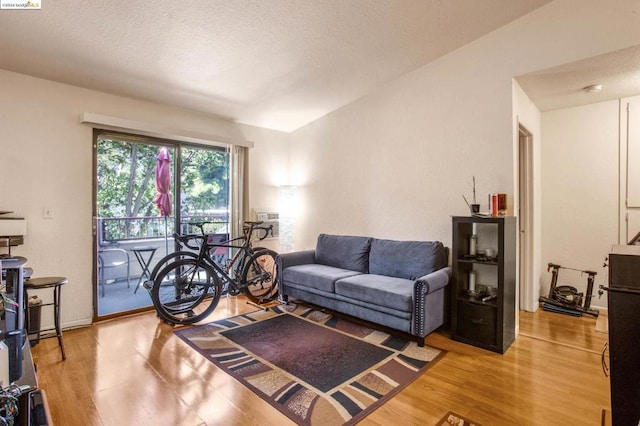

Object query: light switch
[43,207,53,219]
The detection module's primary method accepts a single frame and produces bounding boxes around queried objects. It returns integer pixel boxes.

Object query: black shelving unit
[451,216,516,353]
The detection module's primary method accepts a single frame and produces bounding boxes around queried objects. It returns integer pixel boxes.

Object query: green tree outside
[97,138,229,240]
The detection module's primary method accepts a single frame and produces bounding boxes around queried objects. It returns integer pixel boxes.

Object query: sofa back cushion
[369,238,447,280]
[315,234,371,273]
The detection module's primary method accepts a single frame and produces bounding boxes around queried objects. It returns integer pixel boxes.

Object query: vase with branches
[462,176,480,213]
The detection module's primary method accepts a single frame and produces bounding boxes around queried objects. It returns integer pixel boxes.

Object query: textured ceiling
[516,45,640,112]
[0,0,553,132]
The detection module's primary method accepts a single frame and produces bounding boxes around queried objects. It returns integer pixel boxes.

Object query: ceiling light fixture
[583,84,602,93]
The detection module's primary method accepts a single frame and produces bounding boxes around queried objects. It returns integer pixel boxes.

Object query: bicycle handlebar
[172,221,272,250]
[255,225,273,241]
[243,221,273,241]
[173,232,203,250]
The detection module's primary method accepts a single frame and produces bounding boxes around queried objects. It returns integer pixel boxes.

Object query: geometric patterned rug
[174,304,446,425]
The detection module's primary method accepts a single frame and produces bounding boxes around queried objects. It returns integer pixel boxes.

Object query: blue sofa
[277,234,451,346]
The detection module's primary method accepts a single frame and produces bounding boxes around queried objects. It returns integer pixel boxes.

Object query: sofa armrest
[277,250,316,270]
[415,267,451,294]
[412,266,451,338]
[277,250,316,301]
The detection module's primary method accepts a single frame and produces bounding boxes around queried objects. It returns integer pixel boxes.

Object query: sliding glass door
[94,131,230,318]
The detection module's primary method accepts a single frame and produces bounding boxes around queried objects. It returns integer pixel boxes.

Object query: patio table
[131,246,157,294]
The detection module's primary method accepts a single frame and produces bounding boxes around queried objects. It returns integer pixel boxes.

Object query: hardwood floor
[32,298,609,425]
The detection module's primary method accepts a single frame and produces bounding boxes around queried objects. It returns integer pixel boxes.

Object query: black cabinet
[604,247,640,426]
[451,216,516,353]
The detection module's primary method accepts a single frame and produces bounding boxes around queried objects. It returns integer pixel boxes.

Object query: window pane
[97,139,175,242]
[179,146,230,236]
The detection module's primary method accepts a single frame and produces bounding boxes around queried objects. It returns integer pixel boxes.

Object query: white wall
[290,41,517,249]
[288,0,640,312]
[541,101,620,308]
[0,69,289,327]
[242,124,291,253]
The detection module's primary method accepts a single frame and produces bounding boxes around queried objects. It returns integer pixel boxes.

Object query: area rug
[436,411,482,426]
[174,305,445,425]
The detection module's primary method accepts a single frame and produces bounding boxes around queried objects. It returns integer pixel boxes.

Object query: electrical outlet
[43,207,53,219]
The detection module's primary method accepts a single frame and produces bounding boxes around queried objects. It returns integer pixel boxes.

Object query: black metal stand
[539,262,599,317]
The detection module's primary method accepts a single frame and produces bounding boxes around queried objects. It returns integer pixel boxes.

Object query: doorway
[518,124,534,311]
[93,130,231,319]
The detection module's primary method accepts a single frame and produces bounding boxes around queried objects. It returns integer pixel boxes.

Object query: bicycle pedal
[143,280,153,290]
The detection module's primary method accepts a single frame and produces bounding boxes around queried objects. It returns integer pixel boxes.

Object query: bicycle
[145,221,278,325]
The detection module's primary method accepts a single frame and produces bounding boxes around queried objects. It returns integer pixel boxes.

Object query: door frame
[92,130,232,321]
[92,130,179,321]
[518,124,535,312]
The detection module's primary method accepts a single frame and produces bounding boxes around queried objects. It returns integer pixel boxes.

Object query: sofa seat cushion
[283,264,362,293]
[315,234,372,273]
[369,238,447,280]
[334,274,414,313]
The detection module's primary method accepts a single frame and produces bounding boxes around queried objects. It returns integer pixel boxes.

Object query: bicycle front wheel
[241,249,278,304]
[151,259,222,325]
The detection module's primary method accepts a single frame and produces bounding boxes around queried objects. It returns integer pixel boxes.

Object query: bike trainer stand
[539,262,599,317]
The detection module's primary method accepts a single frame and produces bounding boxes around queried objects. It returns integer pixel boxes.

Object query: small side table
[131,246,157,294]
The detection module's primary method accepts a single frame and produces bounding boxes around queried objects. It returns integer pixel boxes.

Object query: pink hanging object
[153,147,172,217]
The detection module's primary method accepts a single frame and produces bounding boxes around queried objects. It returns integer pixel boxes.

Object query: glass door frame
[92,129,230,321]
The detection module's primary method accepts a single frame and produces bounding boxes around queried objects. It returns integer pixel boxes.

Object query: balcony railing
[98,214,229,243]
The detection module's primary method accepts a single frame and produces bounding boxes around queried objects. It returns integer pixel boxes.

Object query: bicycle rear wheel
[241,249,278,304]
[151,259,222,324]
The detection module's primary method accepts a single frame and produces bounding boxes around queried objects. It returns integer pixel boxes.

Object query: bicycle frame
[147,221,277,325]
[171,221,273,294]
[195,239,256,294]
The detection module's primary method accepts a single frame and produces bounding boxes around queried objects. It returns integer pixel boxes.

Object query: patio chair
[98,248,131,297]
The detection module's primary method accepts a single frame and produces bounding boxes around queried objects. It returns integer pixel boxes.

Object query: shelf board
[457,293,498,307]
[457,258,498,266]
